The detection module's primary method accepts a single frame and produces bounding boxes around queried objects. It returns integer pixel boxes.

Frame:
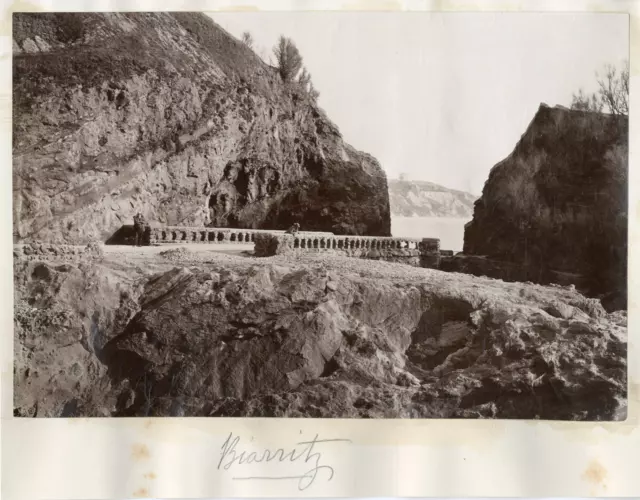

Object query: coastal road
[103,242,255,257]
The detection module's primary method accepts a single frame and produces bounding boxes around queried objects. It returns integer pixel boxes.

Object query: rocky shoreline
[11,13,628,422]
[13,244,627,419]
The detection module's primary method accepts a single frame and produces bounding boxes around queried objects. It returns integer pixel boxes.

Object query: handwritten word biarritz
[217,432,352,491]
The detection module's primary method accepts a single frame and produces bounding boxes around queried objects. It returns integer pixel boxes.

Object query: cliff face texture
[13,13,391,244]
[389,179,477,218]
[463,105,628,310]
[14,247,627,419]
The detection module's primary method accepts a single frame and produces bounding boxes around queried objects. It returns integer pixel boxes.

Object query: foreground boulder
[13,13,391,244]
[14,249,625,419]
[102,264,422,413]
[463,104,627,311]
[13,257,143,417]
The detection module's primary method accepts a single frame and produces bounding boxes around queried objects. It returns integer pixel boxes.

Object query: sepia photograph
[12,11,628,419]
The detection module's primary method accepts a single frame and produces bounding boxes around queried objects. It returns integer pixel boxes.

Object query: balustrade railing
[144,226,441,269]
[148,227,333,245]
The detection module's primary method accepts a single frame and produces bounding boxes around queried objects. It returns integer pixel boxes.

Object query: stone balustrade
[148,226,333,245]
[139,225,442,270]
[254,233,442,269]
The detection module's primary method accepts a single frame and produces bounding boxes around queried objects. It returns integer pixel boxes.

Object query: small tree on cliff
[298,66,311,89]
[273,36,320,101]
[571,89,603,113]
[571,60,629,115]
[273,36,303,83]
[241,31,254,49]
[297,66,320,101]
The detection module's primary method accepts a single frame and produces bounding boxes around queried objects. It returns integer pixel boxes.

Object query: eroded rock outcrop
[13,258,143,417]
[14,249,626,419]
[463,104,628,311]
[13,13,390,244]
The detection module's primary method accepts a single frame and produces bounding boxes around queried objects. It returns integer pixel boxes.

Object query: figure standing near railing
[286,222,301,235]
[133,213,150,247]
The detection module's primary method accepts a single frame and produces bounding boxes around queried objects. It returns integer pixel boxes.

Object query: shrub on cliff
[53,13,85,43]
[571,60,629,116]
[298,66,320,101]
[241,31,254,49]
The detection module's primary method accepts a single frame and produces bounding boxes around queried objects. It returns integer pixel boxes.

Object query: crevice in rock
[407,340,467,373]
[407,296,477,374]
[320,356,340,378]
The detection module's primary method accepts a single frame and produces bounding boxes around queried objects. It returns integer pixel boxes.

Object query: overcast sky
[211,12,628,194]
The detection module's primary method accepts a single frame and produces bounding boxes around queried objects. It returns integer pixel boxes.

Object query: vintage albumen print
[12,11,628,420]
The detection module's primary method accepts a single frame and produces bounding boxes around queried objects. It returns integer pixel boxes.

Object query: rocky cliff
[463,104,628,311]
[13,13,391,244]
[389,179,477,217]
[14,246,626,419]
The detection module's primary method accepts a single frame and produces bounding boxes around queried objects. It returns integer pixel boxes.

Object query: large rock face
[463,104,628,310]
[13,247,627,419]
[13,13,391,244]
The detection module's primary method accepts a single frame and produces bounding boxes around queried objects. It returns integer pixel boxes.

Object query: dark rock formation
[13,249,627,419]
[463,104,627,311]
[13,13,391,244]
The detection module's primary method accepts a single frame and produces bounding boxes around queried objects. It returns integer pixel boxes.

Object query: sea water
[391,216,470,252]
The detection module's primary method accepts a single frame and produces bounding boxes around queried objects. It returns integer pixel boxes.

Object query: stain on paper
[583,459,608,491]
[131,443,150,461]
